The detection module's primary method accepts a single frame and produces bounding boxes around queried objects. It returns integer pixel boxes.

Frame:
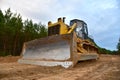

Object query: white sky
[0,0,120,50]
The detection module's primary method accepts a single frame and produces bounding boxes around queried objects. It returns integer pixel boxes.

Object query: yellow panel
[48,18,69,35]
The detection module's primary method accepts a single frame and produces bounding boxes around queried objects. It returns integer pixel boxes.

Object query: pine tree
[117,38,120,54]
[0,8,47,56]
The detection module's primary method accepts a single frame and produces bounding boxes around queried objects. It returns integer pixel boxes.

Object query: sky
[0,0,120,50]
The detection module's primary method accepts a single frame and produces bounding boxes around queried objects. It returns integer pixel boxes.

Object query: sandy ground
[0,54,120,80]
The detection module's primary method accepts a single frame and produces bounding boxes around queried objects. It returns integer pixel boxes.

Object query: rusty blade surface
[22,34,72,61]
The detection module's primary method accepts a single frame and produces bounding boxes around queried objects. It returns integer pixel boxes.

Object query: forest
[0,8,120,56]
[0,8,47,56]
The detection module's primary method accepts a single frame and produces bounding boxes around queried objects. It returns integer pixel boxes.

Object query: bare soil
[0,54,120,80]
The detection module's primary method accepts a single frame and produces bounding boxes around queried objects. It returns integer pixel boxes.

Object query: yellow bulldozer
[18,17,99,68]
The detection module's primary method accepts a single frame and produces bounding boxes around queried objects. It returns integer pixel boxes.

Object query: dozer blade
[18,32,99,68]
[18,33,77,68]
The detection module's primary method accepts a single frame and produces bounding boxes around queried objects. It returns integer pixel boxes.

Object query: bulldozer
[18,17,99,68]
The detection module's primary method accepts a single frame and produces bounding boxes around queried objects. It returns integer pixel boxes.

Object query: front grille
[48,24,60,36]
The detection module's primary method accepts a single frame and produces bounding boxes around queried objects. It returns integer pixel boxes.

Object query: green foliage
[97,47,118,55]
[117,38,120,54]
[0,8,47,56]
[98,47,112,54]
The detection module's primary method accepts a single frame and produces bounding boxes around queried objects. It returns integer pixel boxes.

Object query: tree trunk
[13,32,19,56]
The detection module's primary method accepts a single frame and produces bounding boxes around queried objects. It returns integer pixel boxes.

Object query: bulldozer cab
[70,19,88,39]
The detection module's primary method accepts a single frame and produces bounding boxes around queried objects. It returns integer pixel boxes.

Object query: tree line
[0,8,47,56]
[97,38,120,55]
